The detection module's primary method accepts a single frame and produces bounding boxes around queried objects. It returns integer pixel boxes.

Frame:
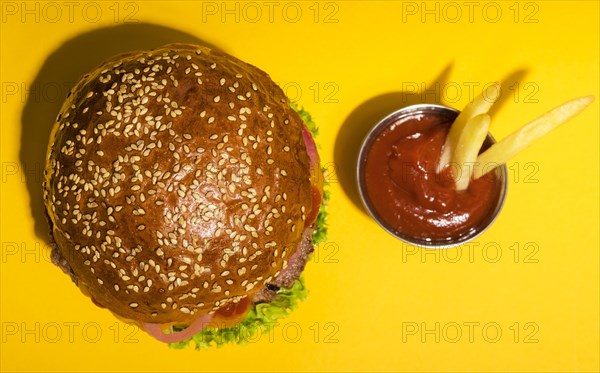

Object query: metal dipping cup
[356,104,508,249]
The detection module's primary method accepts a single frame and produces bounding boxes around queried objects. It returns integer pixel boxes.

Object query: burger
[43,44,328,348]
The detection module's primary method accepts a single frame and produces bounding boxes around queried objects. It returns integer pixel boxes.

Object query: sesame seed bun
[43,44,314,324]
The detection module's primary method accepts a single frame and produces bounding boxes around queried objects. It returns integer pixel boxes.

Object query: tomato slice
[305,185,322,226]
[302,125,323,227]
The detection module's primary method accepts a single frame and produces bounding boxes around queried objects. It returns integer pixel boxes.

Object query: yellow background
[1,1,598,372]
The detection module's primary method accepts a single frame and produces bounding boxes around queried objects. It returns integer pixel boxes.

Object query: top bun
[43,44,312,324]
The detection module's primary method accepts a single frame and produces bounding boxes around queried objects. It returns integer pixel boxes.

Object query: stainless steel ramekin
[356,104,508,249]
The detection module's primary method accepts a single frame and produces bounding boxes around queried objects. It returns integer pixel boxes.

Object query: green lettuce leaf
[168,104,329,350]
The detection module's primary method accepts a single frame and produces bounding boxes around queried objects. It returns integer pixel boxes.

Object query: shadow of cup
[20,23,218,244]
[333,64,453,215]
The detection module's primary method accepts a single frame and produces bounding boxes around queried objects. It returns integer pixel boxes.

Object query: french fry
[437,83,501,173]
[452,114,491,191]
[473,96,595,179]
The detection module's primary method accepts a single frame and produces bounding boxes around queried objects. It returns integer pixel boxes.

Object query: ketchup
[363,113,502,243]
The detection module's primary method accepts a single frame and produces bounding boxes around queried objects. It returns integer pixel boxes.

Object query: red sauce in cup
[363,112,502,243]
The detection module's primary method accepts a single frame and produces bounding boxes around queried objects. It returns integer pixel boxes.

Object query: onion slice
[143,313,214,343]
[302,126,318,170]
